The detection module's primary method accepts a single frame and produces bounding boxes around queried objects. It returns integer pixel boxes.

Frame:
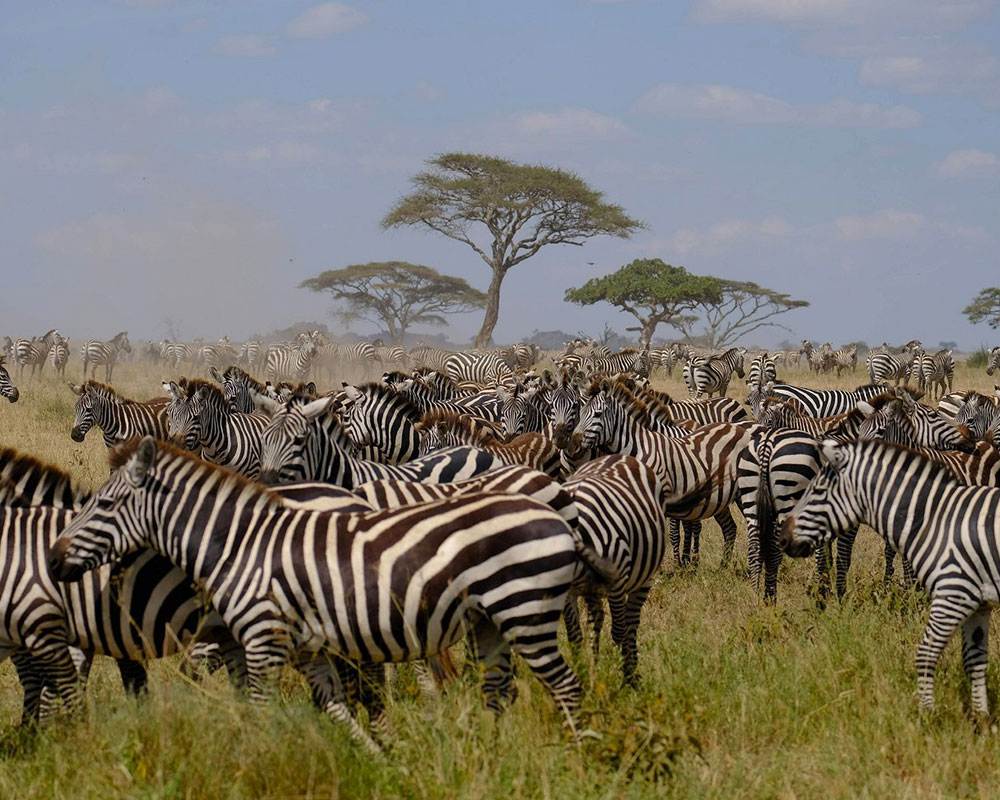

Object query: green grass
[0,359,998,798]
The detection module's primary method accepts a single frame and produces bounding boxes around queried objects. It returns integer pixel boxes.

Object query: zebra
[209,365,268,415]
[916,349,954,399]
[497,382,548,439]
[771,348,802,368]
[829,344,858,377]
[11,329,61,378]
[758,382,888,418]
[746,352,777,390]
[408,343,452,372]
[953,392,1000,441]
[392,372,502,420]
[162,378,270,477]
[986,347,1000,376]
[0,356,19,403]
[632,384,749,426]
[539,368,588,450]
[69,381,169,448]
[80,331,131,382]
[51,436,617,750]
[160,341,191,368]
[569,379,753,567]
[562,455,667,687]
[256,394,503,487]
[682,347,746,399]
[800,341,828,373]
[198,337,238,370]
[238,340,264,370]
[442,351,511,384]
[859,391,975,453]
[49,335,69,378]
[588,348,650,379]
[265,338,317,383]
[415,409,563,478]
[866,341,919,386]
[779,438,1000,715]
[338,382,422,464]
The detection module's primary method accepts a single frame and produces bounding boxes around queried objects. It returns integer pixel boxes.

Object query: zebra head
[954,392,1000,441]
[258,395,335,484]
[49,436,160,582]
[163,380,202,451]
[114,331,132,354]
[0,356,18,402]
[572,381,616,453]
[69,382,97,441]
[778,439,863,558]
[543,369,584,450]
[860,392,976,452]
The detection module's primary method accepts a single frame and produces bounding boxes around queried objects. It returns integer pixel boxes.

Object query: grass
[0,358,998,798]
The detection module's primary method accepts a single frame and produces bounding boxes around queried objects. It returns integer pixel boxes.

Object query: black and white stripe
[69,381,169,448]
[0,356,19,403]
[683,347,746,399]
[442,351,511,384]
[761,382,887,418]
[265,339,317,383]
[80,331,131,382]
[340,382,422,464]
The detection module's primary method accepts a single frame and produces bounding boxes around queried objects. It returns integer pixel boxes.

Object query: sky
[2,0,998,349]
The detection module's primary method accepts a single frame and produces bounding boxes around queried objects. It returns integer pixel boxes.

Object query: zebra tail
[574,540,621,587]
[756,436,776,550]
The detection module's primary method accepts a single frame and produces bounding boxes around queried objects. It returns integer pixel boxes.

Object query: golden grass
[0,357,997,798]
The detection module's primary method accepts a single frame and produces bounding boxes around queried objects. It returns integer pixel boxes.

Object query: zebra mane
[416,409,500,446]
[352,382,422,422]
[176,378,227,405]
[83,380,145,405]
[849,438,964,484]
[222,365,266,393]
[0,444,89,504]
[108,437,282,507]
[602,379,651,427]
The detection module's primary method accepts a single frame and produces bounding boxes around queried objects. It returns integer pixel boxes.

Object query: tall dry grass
[0,356,997,798]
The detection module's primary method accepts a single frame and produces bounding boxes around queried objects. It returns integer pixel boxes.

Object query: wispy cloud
[669,216,794,254]
[691,0,991,30]
[634,84,920,128]
[514,107,629,139]
[286,3,368,39]
[835,208,925,241]
[215,35,277,58]
[934,149,1000,178]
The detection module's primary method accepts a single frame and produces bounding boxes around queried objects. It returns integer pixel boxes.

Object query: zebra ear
[162,381,179,400]
[342,384,360,401]
[994,384,999,399]
[820,439,849,471]
[68,382,83,395]
[305,382,317,396]
[209,366,223,384]
[855,400,875,416]
[301,396,333,421]
[126,436,157,486]
[252,391,280,415]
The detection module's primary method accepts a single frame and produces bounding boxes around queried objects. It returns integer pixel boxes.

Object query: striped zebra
[52,437,616,750]
[257,394,502,486]
[11,329,61,378]
[198,337,238,370]
[162,379,270,477]
[408,343,452,372]
[633,384,749,426]
[866,341,919,386]
[442,351,511,384]
[746,352,777,390]
[48,335,69,378]
[160,341,191,368]
[415,409,562,478]
[540,369,587,450]
[953,392,1000,441]
[265,339,317,383]
[916,349,954,399]
[497,382,548,439]
[682,347,746,399]
[80,331,131,382]
[562,455,667,686]
[394,372,502,420]
[209,365,268,415]
[800,341,828,373]
[0,356,19,403]
[588,348,650,379]
[860,391,975,453]
[69,381,169,447]
[771,348,801,368]
[827,344,857,377]
[339,382,422,464]
[780,438,1000,714]
[758,382,887,418]
[985,346,1000,376]
[238,340,263,370]
[570,379,753,567]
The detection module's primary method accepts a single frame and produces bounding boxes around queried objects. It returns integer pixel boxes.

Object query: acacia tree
[676,279,809,349]
[964,288,1000,329]
[382,153,643,348]
[564,259,722,348]
[300,261,486,344]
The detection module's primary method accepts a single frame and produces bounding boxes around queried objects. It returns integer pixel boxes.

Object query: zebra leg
[814,541,831,604]
[563,591,584,648]
[29,641,81,720]
[761,520,783,603]
[916,596,978,712]
[902,557,917,588]
[883,539,897,584]
[962,607,991,715]
[715,507,737,568]
[835,528,860,599]
[507,635,584,735]
[610,585,650,688]
[299,655,380,755]
[243,642,287,706]
[470,618,517,711]
[11,649,44,726]
[583,593,605,658]
[681,520,701,568]
[668,519,681,565]
[117,659,148,696]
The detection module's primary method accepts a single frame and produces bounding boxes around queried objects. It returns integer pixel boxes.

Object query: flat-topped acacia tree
[382,153,643,349]
[964,288,1000,329]
[300,261,486,344]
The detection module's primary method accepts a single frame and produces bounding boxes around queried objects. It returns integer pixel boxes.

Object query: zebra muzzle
[6,388,18,403]
[778,516,813,558]
[70,427,85,442]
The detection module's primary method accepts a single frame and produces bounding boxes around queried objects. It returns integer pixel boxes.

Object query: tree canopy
[564,259,722,348]
[964,288,1000,329]
[565,259,808,349]
[300,261,486,344]
[382,153,643,348]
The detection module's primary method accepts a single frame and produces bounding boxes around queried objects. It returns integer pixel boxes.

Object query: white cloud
[691,0,991,30]
[634,84,920,128]
[215,35,277,58]
[835,209,925,241]
[934,149,1000,178]
[286,3,367,39]
[858,43,1000,105]
[411,80,443,102]
[222,141,337,165]
[514,107,629,138]
[670,216,794,254]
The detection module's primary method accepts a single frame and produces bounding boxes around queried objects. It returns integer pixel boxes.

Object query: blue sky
[2,0,998,348]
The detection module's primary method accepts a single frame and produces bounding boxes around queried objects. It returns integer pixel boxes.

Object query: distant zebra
[562,455,667,686]
[257,394,502,487]
[780,438,1000,714]
[589,348,650,379]
[265,339,317,383]
[11,330,61,378]
[69,381,169,447]
[442,351,511,384]
[0,357,19,403]
[683,347,746,399]
[80,331,131,382]
[48,335,69,378]
[238,341,263,369]
[746,352,777,390]
[632,384,749,425]
[408,344,452,372]
[761,382,887,418]
[52,437,615,750]
[866,341,918,386]
[160,341,191,368]
[829,344,858,377]
[162,379,270,477]
[198,337,238,370]
[915,349,954,399]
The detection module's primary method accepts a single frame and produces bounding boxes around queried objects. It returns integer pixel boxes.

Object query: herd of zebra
[2,330,1000,752]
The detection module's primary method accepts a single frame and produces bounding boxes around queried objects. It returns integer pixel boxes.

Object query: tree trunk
[474,267,505,349]
[639,318,659,350]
